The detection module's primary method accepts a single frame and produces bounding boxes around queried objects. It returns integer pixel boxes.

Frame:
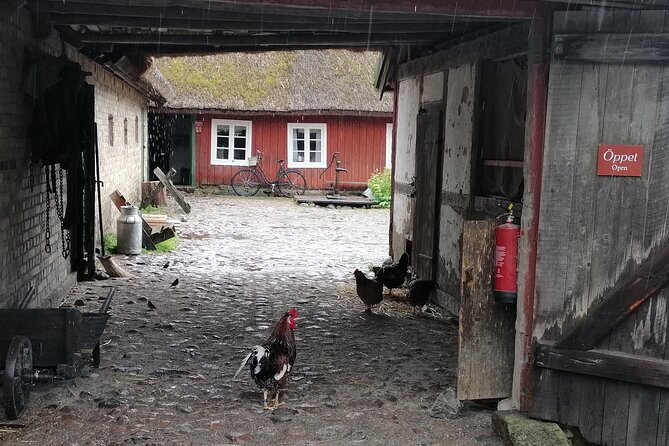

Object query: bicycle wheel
[277,170,307,198]
[231,169,262,196]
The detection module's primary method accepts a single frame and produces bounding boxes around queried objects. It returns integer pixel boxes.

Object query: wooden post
[514,8,551,412]
[141,181,168,207]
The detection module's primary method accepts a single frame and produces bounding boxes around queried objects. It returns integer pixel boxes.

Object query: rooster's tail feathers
[232,352,253,380]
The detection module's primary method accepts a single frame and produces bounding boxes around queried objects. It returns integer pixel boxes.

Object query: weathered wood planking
[578,375,606,445]
[532,13,586,343]
[554,33,669,64]
[532,11,669,445]
[535,343,669,389]
[435,63,477,303]
[398,24,529,80]
[457,220,515,400]
[412,106,442,280]
[529,11,588,422]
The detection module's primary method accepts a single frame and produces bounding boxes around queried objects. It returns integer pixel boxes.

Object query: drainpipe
[514,7,551,412]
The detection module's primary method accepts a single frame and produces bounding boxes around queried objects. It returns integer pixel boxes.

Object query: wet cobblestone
[0,195,500,446]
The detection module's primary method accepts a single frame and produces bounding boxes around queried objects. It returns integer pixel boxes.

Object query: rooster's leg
[273,391,284,408]
[262,390,271,410]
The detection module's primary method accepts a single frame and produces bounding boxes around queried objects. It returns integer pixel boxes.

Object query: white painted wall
[437,63,478,306]
[421,71,445,104]
[391,77,420,258]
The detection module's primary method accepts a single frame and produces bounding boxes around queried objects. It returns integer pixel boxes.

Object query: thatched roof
[151,50,392,114]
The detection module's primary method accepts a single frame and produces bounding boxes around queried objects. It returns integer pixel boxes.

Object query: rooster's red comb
[287,308,298,318]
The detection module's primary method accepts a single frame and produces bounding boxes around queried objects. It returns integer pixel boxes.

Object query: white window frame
[287,123,327,168]
[210,119,252,166]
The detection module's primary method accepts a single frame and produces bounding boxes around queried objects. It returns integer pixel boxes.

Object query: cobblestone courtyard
[1,195,500,446]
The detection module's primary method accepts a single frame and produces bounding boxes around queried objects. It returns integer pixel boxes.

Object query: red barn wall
[195,114,391,189]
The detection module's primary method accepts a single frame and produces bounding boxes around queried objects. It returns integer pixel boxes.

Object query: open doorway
[476,58,527,209]
[148,113,194,186]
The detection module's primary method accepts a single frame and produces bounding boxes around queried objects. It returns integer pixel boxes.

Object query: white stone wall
[0,6,147,307]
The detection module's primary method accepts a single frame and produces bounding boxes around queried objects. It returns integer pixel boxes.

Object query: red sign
[597,144,643,177]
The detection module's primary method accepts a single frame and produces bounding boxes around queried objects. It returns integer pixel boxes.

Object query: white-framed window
[287,123,327,168]
[210,119,252,166]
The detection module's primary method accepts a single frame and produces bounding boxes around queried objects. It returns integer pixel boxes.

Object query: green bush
[368,169,391,208]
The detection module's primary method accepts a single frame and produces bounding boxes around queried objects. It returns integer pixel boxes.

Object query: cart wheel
[3,336,33,420]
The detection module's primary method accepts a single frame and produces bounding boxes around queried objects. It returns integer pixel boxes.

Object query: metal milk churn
[117,205,142,255]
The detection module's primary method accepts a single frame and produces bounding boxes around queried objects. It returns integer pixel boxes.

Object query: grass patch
[154,237,178,253]
[103,234,119,254]
[140,205,167,215]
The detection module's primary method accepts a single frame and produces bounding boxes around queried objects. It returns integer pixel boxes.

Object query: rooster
[375,253,410,295]
[354,269,383,312]
[233,308,298,409]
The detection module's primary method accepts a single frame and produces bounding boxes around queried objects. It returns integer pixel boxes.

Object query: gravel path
[0,195,501,446]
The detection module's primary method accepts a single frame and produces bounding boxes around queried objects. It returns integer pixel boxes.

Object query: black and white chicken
[233,308,298,409]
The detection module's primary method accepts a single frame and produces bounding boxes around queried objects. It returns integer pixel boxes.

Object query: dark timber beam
[195,0,541,19]
[76,31,451,46]
[39,0,540,19]
[398,23,529,79]
[51,14,480,34]
[42,2,450,22]
[81,44,387,54]
[534,342,669,389]
[555,241,669,350]
[554,33,669,64]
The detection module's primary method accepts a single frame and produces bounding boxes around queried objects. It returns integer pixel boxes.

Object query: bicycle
[230,151,307,198]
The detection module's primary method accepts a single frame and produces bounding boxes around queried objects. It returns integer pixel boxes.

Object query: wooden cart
[0,287,114,419]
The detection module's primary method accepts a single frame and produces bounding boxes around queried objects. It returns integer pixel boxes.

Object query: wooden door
[530,11,669,446]
[412,106,442,279]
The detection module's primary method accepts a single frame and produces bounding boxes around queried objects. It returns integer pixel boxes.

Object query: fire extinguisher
[494,204,520,304]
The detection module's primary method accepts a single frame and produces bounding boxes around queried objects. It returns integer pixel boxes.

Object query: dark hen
[233,309,298,409]
[375,253,410,295]
[354,269,383,312]
[407,279,439,313]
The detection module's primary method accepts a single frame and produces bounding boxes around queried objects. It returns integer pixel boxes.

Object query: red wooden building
[148,50,393,190]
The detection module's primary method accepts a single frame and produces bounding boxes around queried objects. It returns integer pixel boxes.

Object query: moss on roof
[152,50,392,113]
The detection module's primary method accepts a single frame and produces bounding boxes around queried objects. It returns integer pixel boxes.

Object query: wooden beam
[76,31,454,46]
[555,241,669,350]
[39,0,541,19]
[80,44,390,55]
[203,0,541,19]
[398,23,529,79]
[43,0,460,26]
[554,33,669,63]
[516,8,551,412]
[534,342,669,390]
[153,167,191,214]
[50,13,480,34]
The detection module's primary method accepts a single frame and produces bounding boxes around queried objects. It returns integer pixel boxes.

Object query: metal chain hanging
[55,167,70,259]
[43,165,51,254]
[29,163,34,192]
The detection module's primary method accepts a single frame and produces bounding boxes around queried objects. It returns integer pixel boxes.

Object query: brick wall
[0,4,147,308]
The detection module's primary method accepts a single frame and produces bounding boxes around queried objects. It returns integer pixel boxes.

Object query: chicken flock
[234,253,438,410]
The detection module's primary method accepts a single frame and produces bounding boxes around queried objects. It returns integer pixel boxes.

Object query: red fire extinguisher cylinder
[494,214,520,304]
